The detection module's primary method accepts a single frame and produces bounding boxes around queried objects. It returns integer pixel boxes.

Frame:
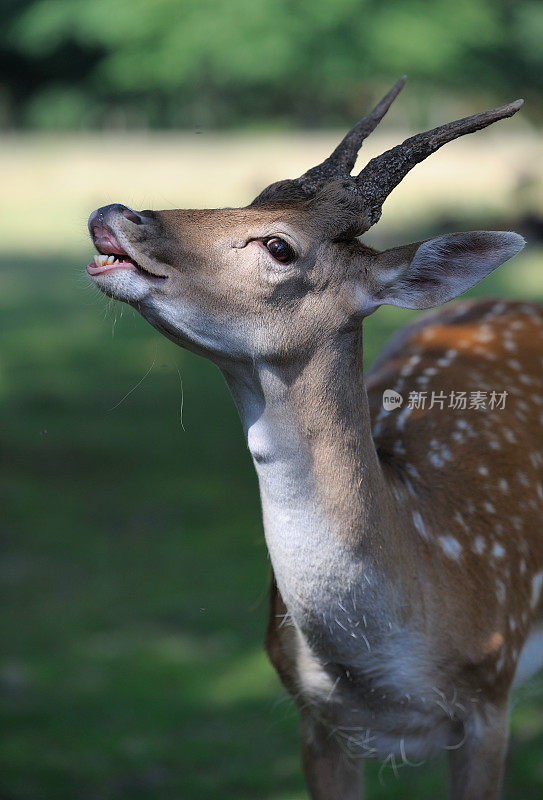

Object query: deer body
[87,80,542,798]
[263,298,543,769]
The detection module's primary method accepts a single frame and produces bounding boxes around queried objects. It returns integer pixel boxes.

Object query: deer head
[87,79,524,366]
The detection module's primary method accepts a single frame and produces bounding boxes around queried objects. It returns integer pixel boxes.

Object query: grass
[1,134,543,798]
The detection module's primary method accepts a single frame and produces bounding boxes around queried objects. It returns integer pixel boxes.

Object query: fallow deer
[86,78,543,799]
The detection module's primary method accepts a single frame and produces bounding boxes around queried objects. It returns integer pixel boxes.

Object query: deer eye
[262,236,296,264]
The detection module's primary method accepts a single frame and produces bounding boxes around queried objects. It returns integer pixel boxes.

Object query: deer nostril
[121,207,143,225]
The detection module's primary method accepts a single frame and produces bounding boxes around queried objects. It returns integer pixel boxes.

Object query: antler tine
[300,75,407,185]
[354,98,524,230]
[251,76,406,205]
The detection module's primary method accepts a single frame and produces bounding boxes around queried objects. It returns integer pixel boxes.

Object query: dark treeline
[2,0,543,130]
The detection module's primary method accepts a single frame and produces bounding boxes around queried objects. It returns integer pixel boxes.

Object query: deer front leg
[300,711,362,800]
[447,704,509,800]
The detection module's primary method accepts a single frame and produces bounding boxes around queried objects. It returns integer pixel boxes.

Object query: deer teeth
[93,254,121,266]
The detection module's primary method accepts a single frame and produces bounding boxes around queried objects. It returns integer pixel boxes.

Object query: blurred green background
[2,1,543,798]
[3,0,543,130]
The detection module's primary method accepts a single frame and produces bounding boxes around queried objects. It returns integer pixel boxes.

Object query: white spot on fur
[438,536,462,560]
[492,543,505,559]
[412,510,428,540]
[473,536,486,555]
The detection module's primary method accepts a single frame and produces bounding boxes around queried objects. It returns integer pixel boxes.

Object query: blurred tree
[1,0,542,129]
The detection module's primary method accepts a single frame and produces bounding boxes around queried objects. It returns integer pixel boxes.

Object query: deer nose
[120,206,144,225]
[88,204,147,255]
[88,203,143,235]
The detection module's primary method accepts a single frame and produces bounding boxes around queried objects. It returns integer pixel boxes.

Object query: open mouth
[87,253,139,275]
[87,226,166,280]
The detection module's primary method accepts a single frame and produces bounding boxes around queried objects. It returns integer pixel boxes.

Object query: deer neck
[223,327,403,658]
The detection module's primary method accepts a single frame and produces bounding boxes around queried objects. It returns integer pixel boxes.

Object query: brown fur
[87,91,538,798]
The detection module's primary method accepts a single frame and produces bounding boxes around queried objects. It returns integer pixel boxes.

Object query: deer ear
[368,231,525,310]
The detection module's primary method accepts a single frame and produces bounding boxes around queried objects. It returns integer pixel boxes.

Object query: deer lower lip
[87,255,138,275]
[87,253,167,279]
[89,225,166,279]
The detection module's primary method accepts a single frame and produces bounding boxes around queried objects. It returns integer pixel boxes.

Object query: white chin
[89,269,151,302]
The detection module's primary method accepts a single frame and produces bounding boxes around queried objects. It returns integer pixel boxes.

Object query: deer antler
[298,76,407,190]
[252,76,406,204]
[351,98,524,231]
[254,83,524,240]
